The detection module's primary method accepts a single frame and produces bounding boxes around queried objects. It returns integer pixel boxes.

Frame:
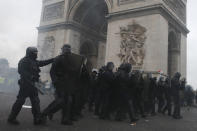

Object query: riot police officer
[7,47,54,125]
[171,72,182,119]
[100,62,115,119]
[115,63,138,123]
[162,77,172,116]
[157,77,165,113]
[148,77,157,115]
[41,44,85,125]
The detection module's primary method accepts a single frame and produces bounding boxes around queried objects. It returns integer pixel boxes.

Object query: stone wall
[37,0,188,79]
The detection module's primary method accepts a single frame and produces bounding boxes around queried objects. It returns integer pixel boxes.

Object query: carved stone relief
[43,1,64,21]
[118,0,145,5]
[118,22,147,69]
[163,0,186,23]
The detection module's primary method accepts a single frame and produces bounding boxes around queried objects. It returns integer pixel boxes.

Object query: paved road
[0,92,197,131]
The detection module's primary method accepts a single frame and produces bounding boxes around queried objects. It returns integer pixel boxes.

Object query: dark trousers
[9,87,40,120]
[173,92,181,117]
[74,86,88,115]
[100,89,111,119]
[149,94,156,114]
[42,91,73,122]
[116,90,135,121]
[162,94,172,115]
[157,95,164,113]
[94,89,102,115]
[133,95,145,116]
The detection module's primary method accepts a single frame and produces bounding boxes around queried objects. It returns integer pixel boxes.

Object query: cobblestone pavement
[0,92,197,131]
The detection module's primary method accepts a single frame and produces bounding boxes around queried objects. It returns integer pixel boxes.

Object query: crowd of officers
[7,44,186,126]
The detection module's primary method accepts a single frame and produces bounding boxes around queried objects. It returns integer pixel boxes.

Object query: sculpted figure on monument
[118,22,147,67]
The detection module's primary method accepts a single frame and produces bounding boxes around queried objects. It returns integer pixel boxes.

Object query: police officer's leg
[162,94,168,114]
[103,92,111,119]
[70,94,78,121]
[88,90,94,112]
[150,95,156,115]
[61,94,73,125]
[41,91,65,123]
[176,94,182,118]
[100,91,108,119]
[158,96,165,113]
[43,99,63,115]
[137,95,146,117]
[127,98,138,123]
[173,94,180,118]
[94,89,101,116]
[8,90,26,124]
[167,96,172,116]
[73,89,84,118]
[30,95,41,124]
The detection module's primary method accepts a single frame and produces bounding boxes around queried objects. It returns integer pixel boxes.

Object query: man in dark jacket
[41,44,85,125]
[100,62,115,119]
[115,63,138,123]
[7,47,54,125]
[132,71,146,118]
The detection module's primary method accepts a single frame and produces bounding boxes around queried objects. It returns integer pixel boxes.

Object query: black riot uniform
[100,62,115,119]
[142,74,151,113]
[115,63,138,123]
[41,44,85,125]
[171,72,182,119]
[157,77,165,113]
[162,78,172,116]
[132,71,146,118]
[8,47,54,125]
[94,66,106,116]
[88,70,98,112]
[148,77,157,115]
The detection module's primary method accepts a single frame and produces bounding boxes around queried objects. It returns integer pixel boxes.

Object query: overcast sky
[0,0,197,88]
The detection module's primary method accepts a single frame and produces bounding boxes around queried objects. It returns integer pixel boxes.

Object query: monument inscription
[43,1,64,21]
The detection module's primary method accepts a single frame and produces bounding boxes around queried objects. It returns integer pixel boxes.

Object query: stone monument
[37,0,189,82]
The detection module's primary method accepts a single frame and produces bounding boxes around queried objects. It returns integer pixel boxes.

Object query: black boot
[61,119,73,125]
[7,118,20,125]
[130,118,139,123]
[48,114,53,121]
[34,118,42,125]
[7,113,20,125]
[33,114,43,125]
[173,115,183,119]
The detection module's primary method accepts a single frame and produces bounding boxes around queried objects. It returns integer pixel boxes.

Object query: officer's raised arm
[38,58,54,67]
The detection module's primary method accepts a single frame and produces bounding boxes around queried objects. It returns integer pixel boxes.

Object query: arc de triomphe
[37,0,189,82]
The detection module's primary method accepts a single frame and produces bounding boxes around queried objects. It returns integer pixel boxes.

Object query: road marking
[22,105,32,109]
